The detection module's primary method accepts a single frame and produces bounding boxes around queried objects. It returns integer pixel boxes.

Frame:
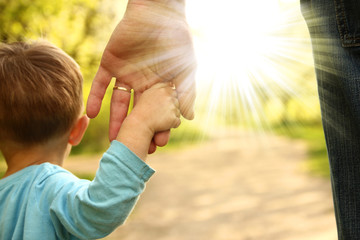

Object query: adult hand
[86,0,196,153]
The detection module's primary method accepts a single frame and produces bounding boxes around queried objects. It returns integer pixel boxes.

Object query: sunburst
[185,0,318,130]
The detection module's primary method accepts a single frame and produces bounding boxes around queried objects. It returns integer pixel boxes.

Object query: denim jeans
[301,0,360,239]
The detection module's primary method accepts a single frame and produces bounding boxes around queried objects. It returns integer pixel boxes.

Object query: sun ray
[184,0,319,132]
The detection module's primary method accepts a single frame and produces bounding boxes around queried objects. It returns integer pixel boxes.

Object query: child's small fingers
[172,104,181,124]
[173,97,180,109]
[151,82,170,89]
[176,108,181,118]
[173,117,181,129]
[172,88,178,98]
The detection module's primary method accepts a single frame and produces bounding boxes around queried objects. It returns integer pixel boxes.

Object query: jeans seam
[334,0,360,46]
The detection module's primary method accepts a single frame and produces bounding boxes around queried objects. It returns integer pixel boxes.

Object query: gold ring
[113,86,131,93]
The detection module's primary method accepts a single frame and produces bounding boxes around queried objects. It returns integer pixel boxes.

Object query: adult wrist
[128,0,185,4]
[127,0,186,18]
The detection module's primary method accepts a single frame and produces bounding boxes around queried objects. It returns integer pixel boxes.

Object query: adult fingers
[86,67,113,119]
[148,140,157,154]
[150,81,173,90]
[173,66,196,120]
[109,82,131,141]
[154,130,171,147]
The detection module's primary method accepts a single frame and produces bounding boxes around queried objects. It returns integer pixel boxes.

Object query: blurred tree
[0,0,128,154]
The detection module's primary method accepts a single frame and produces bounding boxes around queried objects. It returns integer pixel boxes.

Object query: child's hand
[130,82,181,135]
[116,82,181,160]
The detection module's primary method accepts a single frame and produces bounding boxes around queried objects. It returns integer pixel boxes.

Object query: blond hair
[0,40,83,144]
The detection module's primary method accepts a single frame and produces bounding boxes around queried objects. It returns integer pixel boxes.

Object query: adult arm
[86,0,196,150]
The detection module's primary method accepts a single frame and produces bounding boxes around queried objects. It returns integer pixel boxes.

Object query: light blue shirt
[0,141,155,240]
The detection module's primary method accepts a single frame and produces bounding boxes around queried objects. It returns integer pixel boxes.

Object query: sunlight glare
[186,0,316,129]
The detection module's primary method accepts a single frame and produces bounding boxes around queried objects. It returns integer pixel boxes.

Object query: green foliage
[0,0,128,154]
[0,152,5,178]
[0,0,129,83]
[73,172,95,181]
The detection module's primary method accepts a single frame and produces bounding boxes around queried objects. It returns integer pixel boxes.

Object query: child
[0,40,181,239]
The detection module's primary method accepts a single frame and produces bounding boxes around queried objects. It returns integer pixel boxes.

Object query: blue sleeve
[49,141,155,239]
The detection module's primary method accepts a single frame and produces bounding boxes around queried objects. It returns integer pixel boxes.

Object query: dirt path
[66,129,337,240]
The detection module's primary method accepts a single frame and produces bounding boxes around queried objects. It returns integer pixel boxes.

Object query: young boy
[0,40,181,239]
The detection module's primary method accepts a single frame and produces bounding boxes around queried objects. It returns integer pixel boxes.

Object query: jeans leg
[301,0,360,239]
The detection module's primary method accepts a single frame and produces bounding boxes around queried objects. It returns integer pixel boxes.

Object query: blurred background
[0,0,337,239]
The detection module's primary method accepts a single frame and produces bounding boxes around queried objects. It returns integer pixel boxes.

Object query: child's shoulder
[0,163,87,206]
[0,163,80,193]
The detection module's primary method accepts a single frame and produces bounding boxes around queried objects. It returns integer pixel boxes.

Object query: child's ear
[68,115,89,146]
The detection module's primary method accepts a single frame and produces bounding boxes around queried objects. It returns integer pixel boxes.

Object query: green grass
[275,123,330,178]
[0,153,5,178]
[73,172,95,181]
